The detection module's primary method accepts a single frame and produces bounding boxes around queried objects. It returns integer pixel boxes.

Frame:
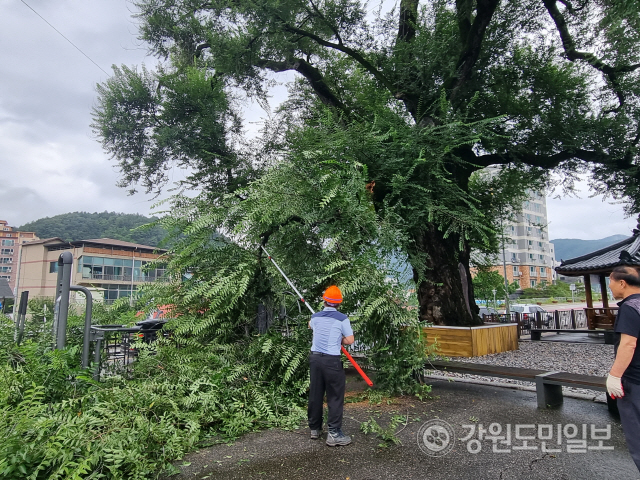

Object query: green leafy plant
[360,415,407,447]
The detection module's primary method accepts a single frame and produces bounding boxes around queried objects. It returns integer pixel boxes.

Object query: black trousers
[618,379,640,472]
[308,352,345,431]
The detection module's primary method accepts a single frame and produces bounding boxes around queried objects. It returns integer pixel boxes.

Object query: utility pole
[13,241,24,300]
[500,214,511,314]
[130,248,136,307]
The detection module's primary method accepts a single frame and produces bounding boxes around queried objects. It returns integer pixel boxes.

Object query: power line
[20,0,109,76]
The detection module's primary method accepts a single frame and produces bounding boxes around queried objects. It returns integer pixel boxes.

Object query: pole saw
[260,245,374,387]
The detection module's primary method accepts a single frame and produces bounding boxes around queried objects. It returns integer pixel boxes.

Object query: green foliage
[18,211,168,246]
[519,281,573,299]
[472,267,517,306]
[360,415,407,447]
[0,311,309,479]
[146,119,430,394]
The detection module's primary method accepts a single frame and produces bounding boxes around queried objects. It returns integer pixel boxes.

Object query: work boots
[326,429,352,446]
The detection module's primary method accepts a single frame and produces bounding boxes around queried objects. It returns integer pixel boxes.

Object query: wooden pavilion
[555,231,640,330]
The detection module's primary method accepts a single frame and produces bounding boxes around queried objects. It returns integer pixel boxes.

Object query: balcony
[81,273,167,283]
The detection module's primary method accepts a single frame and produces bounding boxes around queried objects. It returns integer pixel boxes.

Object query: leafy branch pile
[0,312,311,479]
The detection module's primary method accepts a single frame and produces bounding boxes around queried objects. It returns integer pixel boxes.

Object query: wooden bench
[530,328,615,344]
[427,360,618,415]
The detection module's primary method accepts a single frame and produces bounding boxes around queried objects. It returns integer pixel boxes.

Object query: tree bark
[412,225,481,326]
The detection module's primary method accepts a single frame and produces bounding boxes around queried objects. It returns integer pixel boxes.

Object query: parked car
[510,304,552,327]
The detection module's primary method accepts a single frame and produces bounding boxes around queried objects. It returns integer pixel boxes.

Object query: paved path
[163,380,638,480]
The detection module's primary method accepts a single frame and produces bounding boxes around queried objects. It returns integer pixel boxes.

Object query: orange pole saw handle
[341,345,374,387]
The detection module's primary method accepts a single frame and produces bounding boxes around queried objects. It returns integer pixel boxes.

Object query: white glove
[606,374,624,398]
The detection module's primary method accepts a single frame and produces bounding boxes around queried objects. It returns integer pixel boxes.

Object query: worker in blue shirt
[308,285,354,446]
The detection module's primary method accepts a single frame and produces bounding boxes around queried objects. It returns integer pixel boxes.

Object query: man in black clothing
[608,265,640,472]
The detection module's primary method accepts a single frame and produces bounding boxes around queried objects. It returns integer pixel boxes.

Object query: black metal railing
[90,320,168,380]
[482,309,589,337]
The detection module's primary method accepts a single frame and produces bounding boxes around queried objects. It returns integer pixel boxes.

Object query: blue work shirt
[310,307,354,356]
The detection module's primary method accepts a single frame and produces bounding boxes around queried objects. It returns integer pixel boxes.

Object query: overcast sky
[0,0,636,240]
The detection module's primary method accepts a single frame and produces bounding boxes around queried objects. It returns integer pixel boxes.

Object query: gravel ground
[426,341,616,400]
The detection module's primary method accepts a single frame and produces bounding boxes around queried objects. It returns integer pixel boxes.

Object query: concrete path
[162,379,638,480]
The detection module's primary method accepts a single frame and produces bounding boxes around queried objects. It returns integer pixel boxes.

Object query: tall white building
[499,190,557,289]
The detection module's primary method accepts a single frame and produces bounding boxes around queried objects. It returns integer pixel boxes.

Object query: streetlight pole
[492,289,497,309]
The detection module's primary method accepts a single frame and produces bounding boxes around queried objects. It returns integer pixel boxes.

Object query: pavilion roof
[555,231,640,276]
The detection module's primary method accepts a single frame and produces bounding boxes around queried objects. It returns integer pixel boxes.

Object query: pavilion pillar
[599,274,609,308]
[584,274,593,308]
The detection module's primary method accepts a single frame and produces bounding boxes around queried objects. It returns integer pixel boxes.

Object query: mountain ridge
[18,212,168,247]
[551,234,630,262]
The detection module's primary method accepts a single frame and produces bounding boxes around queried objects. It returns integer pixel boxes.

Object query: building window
[529,254,534,260]
[540,267,546,275]
[0,266,11,273]
[1,240,14,246]
[78,255,166,282]
[528,240,533,246]
[0,258,12,264]
[0,248,13,255]
[530,266,536,274]
[513,266,519,276]
[538,242,543,247]
[0,275,10,280]
[531,280,537,287]
[98,283,138,303]
[49,261,58,273]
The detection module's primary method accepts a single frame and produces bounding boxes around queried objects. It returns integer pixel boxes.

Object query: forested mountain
[18,212,168,246]
[551,235,629,262]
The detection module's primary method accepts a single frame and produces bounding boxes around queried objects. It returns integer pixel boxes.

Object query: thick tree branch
[256,57,347,112]
[460,147,611,169]
[397,0,418,42]
[455,0,473,44]
[280,24,397,94]
[195,42,210,57]
[542,0,640,110]
[449,0,501,103]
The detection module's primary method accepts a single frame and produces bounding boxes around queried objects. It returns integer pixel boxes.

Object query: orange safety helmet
[323,285,343,304]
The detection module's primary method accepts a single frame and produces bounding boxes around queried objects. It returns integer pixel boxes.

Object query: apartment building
[16,237,167,302]
[0,220,39,294]
[490,191,557,289]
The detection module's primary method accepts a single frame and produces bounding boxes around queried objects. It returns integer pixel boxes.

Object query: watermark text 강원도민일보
[417,419,614,457]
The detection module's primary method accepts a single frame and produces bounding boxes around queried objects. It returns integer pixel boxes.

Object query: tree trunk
[412,224,481,326]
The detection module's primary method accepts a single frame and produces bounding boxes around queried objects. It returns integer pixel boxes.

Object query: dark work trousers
[308,352,345,432]
[618,379,640,472]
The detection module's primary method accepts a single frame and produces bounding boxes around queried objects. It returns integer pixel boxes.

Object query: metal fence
[90,321,168,379]
[482,309,588,337]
